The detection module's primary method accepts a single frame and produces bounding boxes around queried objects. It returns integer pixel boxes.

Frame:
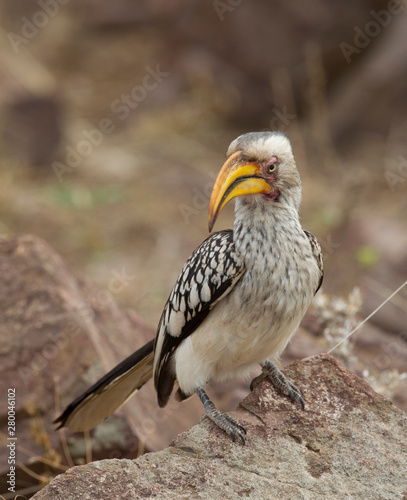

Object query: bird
[54,131,323,444]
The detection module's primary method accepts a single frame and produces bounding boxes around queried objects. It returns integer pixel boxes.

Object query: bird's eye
[266,156,279,174]
[267,163,277,173]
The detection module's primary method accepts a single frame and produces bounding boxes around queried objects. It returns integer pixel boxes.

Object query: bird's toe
[261,360,305,409]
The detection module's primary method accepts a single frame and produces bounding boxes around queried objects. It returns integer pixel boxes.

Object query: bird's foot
[250,372,267,391]
[196,387,247,444]
[260,360,305,409]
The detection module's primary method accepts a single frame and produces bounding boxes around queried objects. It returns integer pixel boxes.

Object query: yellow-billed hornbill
[55,131,323,444]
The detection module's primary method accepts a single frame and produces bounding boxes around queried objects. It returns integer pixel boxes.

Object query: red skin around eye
[262,170,279,201]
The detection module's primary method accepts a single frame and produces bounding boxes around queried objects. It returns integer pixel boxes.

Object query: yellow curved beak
[208,151,271,232]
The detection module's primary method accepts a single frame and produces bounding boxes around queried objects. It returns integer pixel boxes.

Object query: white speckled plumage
[174,187,320,394]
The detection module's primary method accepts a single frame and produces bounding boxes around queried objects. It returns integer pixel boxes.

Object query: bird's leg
[195,387,247,444]
[253,360,305,409]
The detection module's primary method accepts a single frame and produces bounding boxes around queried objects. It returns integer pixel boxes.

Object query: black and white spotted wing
[303,230,324,295]
[153,229,245,407]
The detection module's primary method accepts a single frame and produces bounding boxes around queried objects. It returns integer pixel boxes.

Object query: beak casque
[208,151,271,232]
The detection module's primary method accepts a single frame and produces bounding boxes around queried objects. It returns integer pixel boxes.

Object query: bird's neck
[233,196,302,262]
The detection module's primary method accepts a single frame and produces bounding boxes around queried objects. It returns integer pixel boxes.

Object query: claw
[223,419,247,445]
[218,418,247,445]
[196,387,247,445]
[261,360,305,410]
[237,430,246,445]
[229,426,245,445]
[250,373,266,391]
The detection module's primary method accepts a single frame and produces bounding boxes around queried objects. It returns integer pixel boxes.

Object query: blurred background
[1,0,407,496]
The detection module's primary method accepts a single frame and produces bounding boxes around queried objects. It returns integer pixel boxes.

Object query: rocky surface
[0,235,204,495]
[33,354,407,500]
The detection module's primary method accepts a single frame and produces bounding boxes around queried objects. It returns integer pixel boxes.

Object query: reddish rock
[0,235,204,494]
